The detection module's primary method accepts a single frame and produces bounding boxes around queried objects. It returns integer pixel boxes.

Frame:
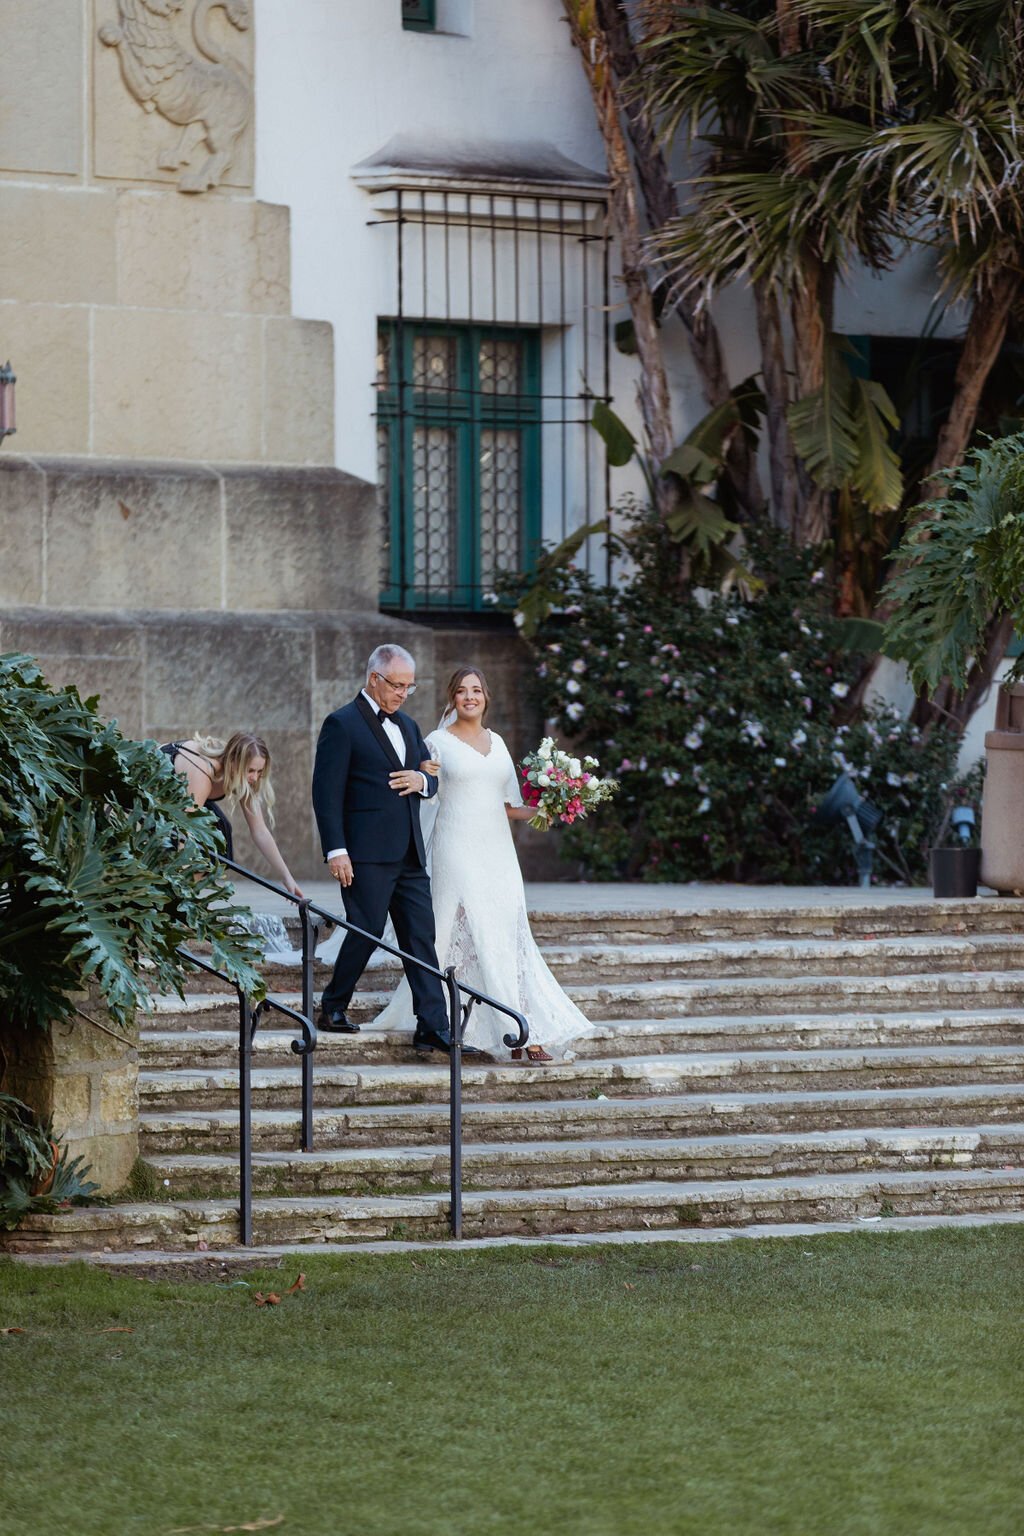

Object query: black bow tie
[377,707,388,724]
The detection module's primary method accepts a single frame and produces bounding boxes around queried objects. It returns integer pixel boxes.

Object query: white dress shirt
[326,690,428,860]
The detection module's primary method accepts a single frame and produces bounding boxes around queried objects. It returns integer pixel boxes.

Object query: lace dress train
[371,728,592,1058]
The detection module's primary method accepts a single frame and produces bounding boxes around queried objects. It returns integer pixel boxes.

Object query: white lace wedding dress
[371,727,593,1058]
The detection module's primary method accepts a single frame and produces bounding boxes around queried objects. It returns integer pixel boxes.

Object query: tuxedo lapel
[354,692,404,771]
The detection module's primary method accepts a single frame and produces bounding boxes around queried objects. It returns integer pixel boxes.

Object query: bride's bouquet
[519,737,618,832]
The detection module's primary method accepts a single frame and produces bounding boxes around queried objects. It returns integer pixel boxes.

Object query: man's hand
[328,853,354,887]
[390,769,426,797]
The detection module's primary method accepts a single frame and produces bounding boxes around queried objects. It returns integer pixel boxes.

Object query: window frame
[377,321,542,613]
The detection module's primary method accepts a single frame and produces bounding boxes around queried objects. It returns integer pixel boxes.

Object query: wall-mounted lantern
[0,362,16,446]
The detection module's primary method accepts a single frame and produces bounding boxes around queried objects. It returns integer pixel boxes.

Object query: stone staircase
[8,893,1024,1256]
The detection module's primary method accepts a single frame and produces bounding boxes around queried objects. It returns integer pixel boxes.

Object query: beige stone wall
[1,991,139,1195]
[0,2,331,466]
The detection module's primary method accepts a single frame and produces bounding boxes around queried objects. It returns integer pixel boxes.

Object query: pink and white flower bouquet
[519,737,618,831]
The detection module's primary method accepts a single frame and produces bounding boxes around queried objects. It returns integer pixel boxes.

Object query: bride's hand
[419,758,440,778]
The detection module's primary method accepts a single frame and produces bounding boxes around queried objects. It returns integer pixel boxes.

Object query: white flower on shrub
[791,728,807,749]
[684,730,703,750]
[482,591,499,605]
[570,658,587,674]
[662,768,682,786]
[773,757,787,768]
[740,718,766,746]
[566,679,582,695]
[831,681,850,699]
[725,612,740,626]
[789,669,804,686]
[566,703,584,722]
[886,771,902,788]
[697,796,711,814]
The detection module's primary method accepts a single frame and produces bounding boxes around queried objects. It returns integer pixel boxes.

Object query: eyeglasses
[374,672,417,696]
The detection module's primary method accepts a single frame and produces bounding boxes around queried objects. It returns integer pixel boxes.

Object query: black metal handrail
[196,854,528,1243]
[177,944,316,1246]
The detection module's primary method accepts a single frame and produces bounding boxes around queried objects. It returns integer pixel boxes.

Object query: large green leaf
[591,400,637,467]
[787,339,902,513]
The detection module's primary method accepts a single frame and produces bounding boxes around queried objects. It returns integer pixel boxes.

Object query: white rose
[568,758,582,777]
[537,773,551,787]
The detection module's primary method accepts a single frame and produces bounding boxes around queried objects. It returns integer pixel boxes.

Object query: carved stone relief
[95,0,254,192]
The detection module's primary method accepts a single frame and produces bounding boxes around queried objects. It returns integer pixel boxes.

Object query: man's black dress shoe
[318,1008,360,1034]
[412,1025,451,1055]
[412,1026,484,1059]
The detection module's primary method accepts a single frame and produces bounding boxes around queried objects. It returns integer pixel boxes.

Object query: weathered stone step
[8,1167,1024,1252]
[140,1083,1024,1154]
[147,968,1024,1033]
[273,895,1024,947]
[139,1044,1024,1113]
[183,931,1024,997]
[138,1008,1024,1071]
[145,1123,1024,1197]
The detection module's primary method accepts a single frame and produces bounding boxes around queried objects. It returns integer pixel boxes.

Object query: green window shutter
[402,0,436,31]
[377,321,542,613]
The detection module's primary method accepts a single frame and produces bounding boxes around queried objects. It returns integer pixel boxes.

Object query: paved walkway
[233,877,994,920]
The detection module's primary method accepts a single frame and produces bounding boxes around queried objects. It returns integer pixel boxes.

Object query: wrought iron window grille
[369,185,613,617]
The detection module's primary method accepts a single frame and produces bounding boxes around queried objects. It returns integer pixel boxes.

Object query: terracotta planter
[981,684,1024,894]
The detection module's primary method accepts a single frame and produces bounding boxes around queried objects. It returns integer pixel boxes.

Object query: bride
[371,666,593,1063]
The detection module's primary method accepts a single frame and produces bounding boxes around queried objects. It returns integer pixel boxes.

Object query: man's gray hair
[366,643,416,682]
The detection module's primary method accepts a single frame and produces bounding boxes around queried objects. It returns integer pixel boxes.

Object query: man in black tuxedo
[311,643,453,1054]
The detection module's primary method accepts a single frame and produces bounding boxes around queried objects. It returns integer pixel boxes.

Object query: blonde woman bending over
[159,732,304,898]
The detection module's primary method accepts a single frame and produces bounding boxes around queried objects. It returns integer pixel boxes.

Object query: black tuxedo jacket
[311,694,438,865]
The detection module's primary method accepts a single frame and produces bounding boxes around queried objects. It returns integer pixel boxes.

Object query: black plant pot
[930,846,981,899]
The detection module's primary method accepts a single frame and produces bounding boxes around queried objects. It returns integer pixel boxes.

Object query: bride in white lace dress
[372,667,593,1062]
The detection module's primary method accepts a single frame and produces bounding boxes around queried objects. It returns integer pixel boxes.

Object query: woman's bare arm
[241,801,305,897]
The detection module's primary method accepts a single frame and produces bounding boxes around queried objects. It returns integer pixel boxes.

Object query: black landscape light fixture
[0,362,16,446]
[814,771,883,888]
[950,805,976,845]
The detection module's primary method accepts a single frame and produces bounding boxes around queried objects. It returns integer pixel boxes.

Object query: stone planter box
[981,683,1024,895]
[1,987,138,1194]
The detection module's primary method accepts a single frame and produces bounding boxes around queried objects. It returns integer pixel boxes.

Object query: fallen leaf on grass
[253,1274,304,1306]
[96,1327,134,1333]
[2,1327,25,1335]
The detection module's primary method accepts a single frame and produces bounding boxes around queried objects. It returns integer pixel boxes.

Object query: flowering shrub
[505,519,977,883]
[520,737,618,831]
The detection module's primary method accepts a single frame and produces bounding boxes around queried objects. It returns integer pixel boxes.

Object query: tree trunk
[562,2,675,487]
[593,0,765,519]
[914,610,1016,736]
[789,254,834,545]
[923,265,1022,496]
[754,278,798,532]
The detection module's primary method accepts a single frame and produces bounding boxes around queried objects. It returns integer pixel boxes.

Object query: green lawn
[2,1227,1021,1536]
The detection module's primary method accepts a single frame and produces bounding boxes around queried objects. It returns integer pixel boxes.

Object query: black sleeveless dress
[159,742,234,858]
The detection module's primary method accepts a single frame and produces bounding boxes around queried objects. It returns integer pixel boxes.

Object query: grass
[2,1225,1022,1536]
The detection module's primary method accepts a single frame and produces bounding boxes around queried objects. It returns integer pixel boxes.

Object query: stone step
[187,932,1024,997]
[275,896,1024,947]
[140,1083,1024,1154]
[145,1123,1024,1198]
[138,1043,1024,1112]
[137,1008,1024,1072]
[29,1208,1024,1270]
[8,1166,1024,1252]
[147,968,1024,1033]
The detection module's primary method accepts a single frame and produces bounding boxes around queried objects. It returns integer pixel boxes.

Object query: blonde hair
[191,731,276,825]
[445,666,492,725]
